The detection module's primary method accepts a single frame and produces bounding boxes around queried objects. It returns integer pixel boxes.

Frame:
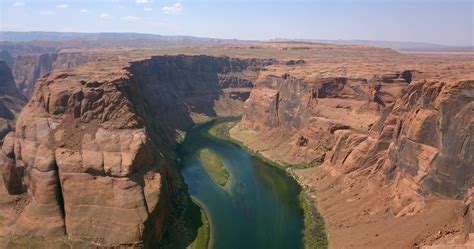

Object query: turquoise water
[179,121,304,249]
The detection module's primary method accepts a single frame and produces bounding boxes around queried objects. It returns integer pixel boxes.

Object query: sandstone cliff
[228,46,473,248]
[0,67,169,245]
[1,42,471,248]
[326,80,474,215]
[0,50,91,141]
[12,53,90,98]
[235,71,409,165]
[235,59,473,205]
[129,55,273,144]
[312,79,474,248]
[0,54,273,246]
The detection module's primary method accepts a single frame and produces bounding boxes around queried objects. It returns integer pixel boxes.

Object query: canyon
[230,45,473,248]
[0,41,472,248]
[0,49,273,247]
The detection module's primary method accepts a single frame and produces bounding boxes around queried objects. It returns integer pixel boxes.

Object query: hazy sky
[1,0,472,46]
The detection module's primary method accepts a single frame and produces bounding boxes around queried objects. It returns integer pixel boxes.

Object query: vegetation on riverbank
[207,119,286,169]
[208,119,235,139]
[190,199,211,249]
[300,190,328,249]
[154,164,203,249]
[207,119,328,249]
[198,148,229,187]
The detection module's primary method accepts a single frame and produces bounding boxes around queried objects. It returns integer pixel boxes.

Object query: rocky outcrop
[309,79,474,216]
[237,62,473,214]
[285,59,305,66]
[385,80,473,214]
[129,55,273,144]
[237,72,405,165]
[0,68,169,245]
[0,49,89,141]
[12,53,90,98]
[222,43,473,248]
[218,73,255,101]
[0,54,274,246]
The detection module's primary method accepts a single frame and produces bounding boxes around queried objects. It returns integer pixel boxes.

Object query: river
[178,120,304,249]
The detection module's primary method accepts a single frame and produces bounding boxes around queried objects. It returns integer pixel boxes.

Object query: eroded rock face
[320,80,474,215]
[239,73,400,164]
[129,55,273,144]
[0,50,88,141]
[239,65,473,217]
[224,43,473,247]
[385,80,473,214]
[12,53,90,98]
[1,67,166,245]
[0,54,274,246]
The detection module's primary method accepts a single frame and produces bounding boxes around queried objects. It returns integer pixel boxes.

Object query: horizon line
[1,30,473,48]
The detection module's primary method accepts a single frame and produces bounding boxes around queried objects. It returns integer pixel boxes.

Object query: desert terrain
[0,37,472,249]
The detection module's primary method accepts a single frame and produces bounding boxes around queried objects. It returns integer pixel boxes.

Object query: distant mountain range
[0,31,247,55]
[0,31,237,43]
[0,31,472,52]
[271,39,473,52]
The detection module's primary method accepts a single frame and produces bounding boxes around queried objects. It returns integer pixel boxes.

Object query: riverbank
[207,119,328,249]
[221,120,464,249]
[190,198,211,249]
[179,118,305,249]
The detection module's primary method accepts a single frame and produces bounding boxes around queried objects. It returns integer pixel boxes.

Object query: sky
[0,0,472,46]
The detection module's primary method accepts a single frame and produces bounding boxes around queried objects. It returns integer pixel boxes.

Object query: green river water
[179,121,304,249]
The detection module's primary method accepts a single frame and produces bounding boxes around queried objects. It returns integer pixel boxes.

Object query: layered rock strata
[325,80,473,214]
[1,69,166,245]
[236,71,409,165]
[12,53,90,98]
[233,55,473,247]
[129,55,273,144]
[237,62,473,206]
[0,54,273,246]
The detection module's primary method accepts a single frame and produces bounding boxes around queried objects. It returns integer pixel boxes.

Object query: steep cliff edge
[233,70,408,165]
[0,54,273,247]
[325,80,473,215]
[12,53,90,98]
[231,57,473,247]
[1,68,167,246]
[0,50,90,142]
[1,42,470,247]
[129,55,273,145]
[0,61,26,140]
[303,79,473,248]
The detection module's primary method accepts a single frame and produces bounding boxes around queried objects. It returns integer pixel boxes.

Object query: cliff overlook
[0,51,273,247]
[0,42,472,248]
